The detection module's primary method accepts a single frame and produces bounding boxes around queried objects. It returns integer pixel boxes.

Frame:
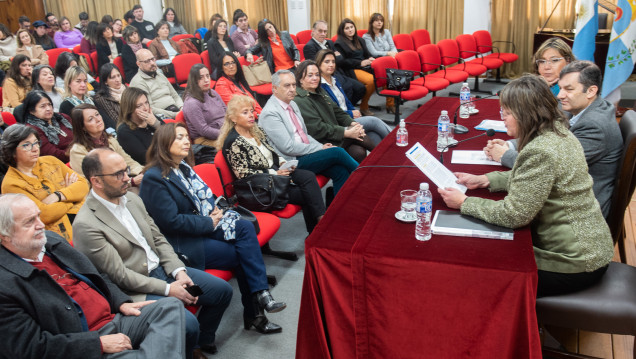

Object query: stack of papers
[475,120,507,132]
[431,210,514,240]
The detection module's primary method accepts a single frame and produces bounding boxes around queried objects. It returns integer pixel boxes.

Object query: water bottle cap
[420,182,429,190]
[462,83,468,87]
[441,110,448,115]
[399,121,405,128]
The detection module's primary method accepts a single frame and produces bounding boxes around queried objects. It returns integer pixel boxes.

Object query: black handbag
[232,173,290,212]
[386,68,413,91]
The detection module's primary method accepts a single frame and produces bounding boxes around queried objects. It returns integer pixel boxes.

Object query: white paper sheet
[451,150,502,166]
[405,143,467,193]
[474,120,508,132]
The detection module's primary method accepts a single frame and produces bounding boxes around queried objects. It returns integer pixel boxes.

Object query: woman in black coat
[206,19,240,78]
[95,22,124,72]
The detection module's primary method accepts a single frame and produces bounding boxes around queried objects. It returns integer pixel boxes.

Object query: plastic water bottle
[437,110,450,152]
[396,119,408,147]
[415,182,432,241]
[459,82,471,119]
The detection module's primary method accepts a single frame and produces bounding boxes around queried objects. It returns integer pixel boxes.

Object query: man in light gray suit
[485,61,622,218]
[73,148,232,359]
[259,69,358,195]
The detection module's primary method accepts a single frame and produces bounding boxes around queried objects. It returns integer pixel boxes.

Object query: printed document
[405,142,467,193]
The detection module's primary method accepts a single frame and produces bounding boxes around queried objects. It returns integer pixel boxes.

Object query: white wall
[141,0,163,24]
[463,0,491,34]
[287,0,311,33]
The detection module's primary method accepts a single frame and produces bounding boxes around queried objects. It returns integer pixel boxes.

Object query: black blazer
[207,37,236,76]
[334,37,373,74]
[121,43,147,83]
[96,38,124,72]
[0,231,131,359]
[304,38,355,78]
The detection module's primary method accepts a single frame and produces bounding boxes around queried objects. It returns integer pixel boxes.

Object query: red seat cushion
[447,62,487,76]
[379,85,429,100]
[467,57,504,70]
[485,53,519,63]
[272,204,302,218]
[253,212,280,246]
[413,76,450,92]
[428,69,469,83]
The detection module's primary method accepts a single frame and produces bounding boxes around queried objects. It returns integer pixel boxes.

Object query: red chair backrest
[455,34,478,59]
[393,33,414,51]
[214,151,236,197]
[90,52,99,73]
[289,34,299,45]
[417,44,443,72]
[200,50,212,72]
[172,34,194,42]
[72,45,81,55]
[396,50,422,73]
[437,39,461,66]
[472,30,493,54]
[1,112,16,126]
[173,53,203,85]
[297,44,305,61]
[175,110,186,124]
[296,30,313,44]
[332,35,338,42]
[357,29,367,38]
[46,48,71,67]
[113,56,125,80]
[411,29,431,49]
[193,163,225,196]
[371,56,397,88]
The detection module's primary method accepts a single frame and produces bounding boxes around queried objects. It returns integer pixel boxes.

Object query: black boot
[244,297,282,334]
[256,290,286,313]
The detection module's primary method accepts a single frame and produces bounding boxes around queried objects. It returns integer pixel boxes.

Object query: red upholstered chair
[297,44,305,61]
[290,34,299,45]
[473,30,518,82]
[113,56,126,82]
[417,44,468,86]
[393,33,414,51]
[72,45,81,55]
[89,51,99,74]
[46,48,71,67]
[173,53,203,88]
[411,29,432,49]
[437,39,488,93]
[1,112,16,126]
[172,34,194,42]
[357,29,367,38]
[371,56,429,125]
[295,30,312,44]
[331,35,338,42]
[396,50,448,95]
[200,50,212,72]
[238,56,272,96]
[456,34,504,83]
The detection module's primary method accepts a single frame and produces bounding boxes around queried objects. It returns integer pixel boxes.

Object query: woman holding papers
[438,75,613,298]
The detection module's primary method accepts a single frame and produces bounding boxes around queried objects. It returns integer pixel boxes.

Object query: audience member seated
[69,104,142,183]
[93,63,125,131]
[22,91,73,162]
[79,21,99,54]
[202,14,224,44]
[116,86,163,165]
[438,75,614,298]
[206,19,240,78]
[246,19,300,73]
[484,62,622,219]
[59,66,94,117]
[31,64,64,112]
[15,29,48,66]
[74,149,233,358]
[303,20,366,106]
[219,95,326,232]
[315,50,389,145]
[45,12,60,37]
[334,18,379,116]
[74,12,89,36]
[534,37,574,97]
[0,194,187,359]
[33,20,57,51]
[259,70,358,195]
[183,64,226,147]
[230,11,257,56]
[228,8,243,36]
[112,18,124,39]
[130,5,155,45]
[139,123,287,335]
[54,17,83,49]
[362,13,398,58]
[163,8,188,38]
[129,49,183,119]
[121,25,147,83]
[17,16,31,31]
[0,24,16,63]
[147,20,180,78]
[294,61,375,163]
[1,125,87,241]
[214,52,262,116]
[96,22,123,71]
[2,55,32,108]
[54,52,97,90]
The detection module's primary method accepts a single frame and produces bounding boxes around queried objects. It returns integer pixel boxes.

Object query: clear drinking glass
[400,190,418,220]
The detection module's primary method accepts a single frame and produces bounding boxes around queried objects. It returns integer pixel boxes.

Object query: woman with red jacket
[213,52,262,117]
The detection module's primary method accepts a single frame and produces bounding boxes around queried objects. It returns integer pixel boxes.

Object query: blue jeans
[298,147,358,194]
[356,116,391,145]
[148,266,232,357]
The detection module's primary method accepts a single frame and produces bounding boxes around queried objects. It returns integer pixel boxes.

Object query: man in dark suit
[303,20,366,106]
[0,193,186,359]
[73,148,233,358]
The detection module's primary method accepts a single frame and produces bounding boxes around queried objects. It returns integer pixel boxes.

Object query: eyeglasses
[95,166,131,181]
[19,141,41,151]
[139,57,156,64]
[536,57,564,67]
[223,61,236,67]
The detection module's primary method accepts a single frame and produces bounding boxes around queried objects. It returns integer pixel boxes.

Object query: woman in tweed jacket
[438,75,614,297]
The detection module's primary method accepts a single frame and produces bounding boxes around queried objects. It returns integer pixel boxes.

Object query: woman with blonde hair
[59,66,94,117]
[532,37,574,96]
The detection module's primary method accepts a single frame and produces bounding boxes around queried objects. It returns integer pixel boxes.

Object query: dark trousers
[298,147,358,195]
[336,70,365,106]
[148,266,233,356]
[203,219,269,318]
[537,265,608,297]
[289,168,326,232]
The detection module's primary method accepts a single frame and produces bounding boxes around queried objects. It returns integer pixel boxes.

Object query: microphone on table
[452,92,500,134]
[439,129,496,164]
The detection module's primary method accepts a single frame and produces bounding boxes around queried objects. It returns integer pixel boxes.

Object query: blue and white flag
[602,0,636,98]
[572,0,598,61]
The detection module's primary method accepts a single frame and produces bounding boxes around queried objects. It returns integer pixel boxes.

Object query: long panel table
[296,97,541,359]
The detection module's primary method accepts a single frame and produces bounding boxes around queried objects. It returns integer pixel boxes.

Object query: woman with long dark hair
[162,7,187,38]
[0,23,17,62]
[206,19,240,78]
[362,13,398,58]
[115,87,162,165]
[95,22,123,70]
[213,52,262,116]
[245,19,300,73]
[92,63,124,131]
[2,55,32,108]
[22,90,73,162]
[120,25,147,83]
[182,63,226,147]
[31,64,64,112]
[79,21,99,54]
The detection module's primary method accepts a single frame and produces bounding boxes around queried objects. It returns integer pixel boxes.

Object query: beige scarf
[109,84,125,102]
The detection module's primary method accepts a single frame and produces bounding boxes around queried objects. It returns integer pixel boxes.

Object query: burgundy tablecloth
[296,97,541,359]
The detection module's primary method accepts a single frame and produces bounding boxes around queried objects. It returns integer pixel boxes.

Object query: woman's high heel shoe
[386,106,401,115]
[243,314,283,334]
[256,290,287,313]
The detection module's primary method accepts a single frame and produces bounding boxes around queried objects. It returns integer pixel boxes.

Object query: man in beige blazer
[73,148,232,358]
